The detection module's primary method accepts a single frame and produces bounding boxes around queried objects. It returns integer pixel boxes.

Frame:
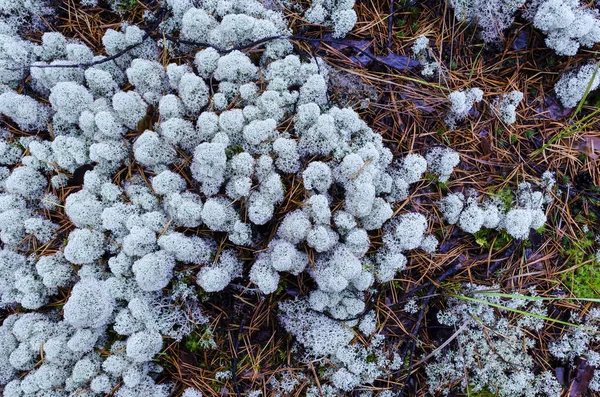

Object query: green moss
[473,228,513,250]
[184,327,217,352]
[562,261,600,299]
[117,0,138,11]
[423,173,450,189]
[441,281,463,294]
[225,145,244,158]
[390,279,404,290]
[559,230,600,298]
[535,225,547,234]
[491,187,514,211]
[466,386,498,397]
[275,278,288,295]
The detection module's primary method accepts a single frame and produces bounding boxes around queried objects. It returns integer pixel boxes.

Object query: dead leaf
[555,367,567,386]
[314,34,374,67]
[575,135,600,159]
[536,95,572,120]
[398,90,435,113]
[323,35,372,52]
[570,356,595,397]
[312,35,420,71]
[376,53,420,71]
[512,29,530,51]
[137,104,157,133]
[479,129,492,156]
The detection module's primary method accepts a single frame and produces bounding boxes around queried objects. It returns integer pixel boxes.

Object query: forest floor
[19,0,600,395]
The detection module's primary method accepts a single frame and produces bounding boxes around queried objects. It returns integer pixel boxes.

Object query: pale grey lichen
[495,90,523,125]
[63,278,115,329]
[530,0,600,56]
[426,147,460,183]
[0,91,49,131]
[426,284,562,397]
[411,35,439,77]
[554,63,600,108]
[440,178,551,239]
[0,2,563,396]
[304,0,357,38]
[64,229,105,265]
[445,87,483,128]
[448,0,527,43]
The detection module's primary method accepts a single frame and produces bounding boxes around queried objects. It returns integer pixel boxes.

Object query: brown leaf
[570,356,595,397]
[512,29,530,51]
[376,53,420,71]
[398,90,435,113]
[536,95,572,120]
[575,135,600,160]
[479,129,492,156]
[137,104,157,133]
[314,35,374,67]
[555,366,567,386]
[323,36,372,52]
[313,34,420,70]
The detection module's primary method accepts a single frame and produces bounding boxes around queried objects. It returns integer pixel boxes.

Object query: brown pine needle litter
[1,0,599,396]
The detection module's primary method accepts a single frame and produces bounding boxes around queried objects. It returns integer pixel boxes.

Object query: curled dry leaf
[569,356,595,397]
[536,95,573,120]
[512,29,530,51]
[314,34,420,70]
[575,135,600,160]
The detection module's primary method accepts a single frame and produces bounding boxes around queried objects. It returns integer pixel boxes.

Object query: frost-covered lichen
[529,0,600,56]
[444,87,483,128]
[279,300,402,392]
[304,0,357,38]
[495,90,523,125]
[439,177,552,239]
[426,284,563,397]
[448,0,527,43]
[411,35,439,77]
[0,1,569,396]
[554,63,600,108]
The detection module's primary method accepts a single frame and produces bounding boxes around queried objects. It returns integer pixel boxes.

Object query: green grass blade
[573,61,600,118]
[531,61,600,157]
[448,294,598,332]
[470,291,600,303]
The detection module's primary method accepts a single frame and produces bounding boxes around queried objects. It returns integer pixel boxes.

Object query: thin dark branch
[10,28,418,75]
[163,33,290,52]
[7,7,167,71]
[388,0,394,49]
[387,259,464,310]
[396,284,436,396]
[230,314,246,397]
